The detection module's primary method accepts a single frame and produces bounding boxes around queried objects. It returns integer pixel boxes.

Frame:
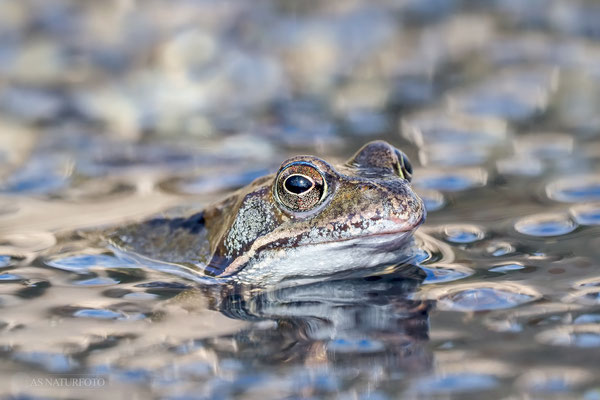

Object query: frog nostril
[284,174,314,195]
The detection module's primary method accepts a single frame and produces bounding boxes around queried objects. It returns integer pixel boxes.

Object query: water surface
[1,0,600,398]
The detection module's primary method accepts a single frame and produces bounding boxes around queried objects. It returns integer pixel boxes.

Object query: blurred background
[1,0,600,205]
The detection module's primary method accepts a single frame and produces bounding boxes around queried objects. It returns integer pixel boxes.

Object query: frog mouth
[217,229,415,279]
[220,228,421,285]
[336,212,425,247]
[218,212,425,280]
[321,229,415,250]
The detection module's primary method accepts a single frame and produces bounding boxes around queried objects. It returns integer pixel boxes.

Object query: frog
[110,140,425,286]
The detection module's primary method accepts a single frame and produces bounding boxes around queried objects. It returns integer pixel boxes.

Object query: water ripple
[46,253,134,273]
[483,303,581,333]
[496,156,544,177]
[417,188,446,212]
[537,325,600,348]
[441,224,485,243]
[401,113,508,147]
[514,213,578,237]
[0,231,56,252]
[448,68,555,122]
[407,360,512,395]
[327,337,385,354]
[0,273,25,282]
[0,200,19,216]
[570,202,600,225]
[12,351,80,373]
[421,263,474,284]
[546,175,600,203]
[159,167,271,195]
[516,367,594,393]
[488,263,525,273]
[418,282,542,312]
[564,288,600,306]
[419,143,490,166]
[53,305,148,321]
[513,133,574,160]
[573,277,600,289]
[410,373,498,394]
[0,254,25,268]
[71,276,120,286]
[484,240,517,257]
[415,167,488,192]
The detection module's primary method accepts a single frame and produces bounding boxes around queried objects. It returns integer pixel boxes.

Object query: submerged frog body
[111,141,425,286]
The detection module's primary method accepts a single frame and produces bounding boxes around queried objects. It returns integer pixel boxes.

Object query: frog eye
[275,162,326,212]
[395,149,413,182]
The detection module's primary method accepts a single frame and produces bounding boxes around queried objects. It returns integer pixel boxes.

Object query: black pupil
[284,175,313,194]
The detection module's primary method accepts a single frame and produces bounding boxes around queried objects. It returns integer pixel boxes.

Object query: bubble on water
[488,263,525,273]
[410,373,498,394]
[327,337,385,354]
[12,351,80,373]
[342,110,390,137]
[585,389,600,400]
[514,213,577,237]
[570,202,600,225]
[0,156,71,196]
[391,75,435,108]
[59,179,137,202]
[448,68,556,122]
[401,112,508,148]
[123,292,160,300]
[485,240,516,256]
[422,263,474,284]
[418,282,542,312]
[513,133,574,160]
[516,367,594,393]
[72,276,120,286]
[73,308,128,320]
[441,224,485,243]
[496,156,544,177]
[414,167,488,192]
[417,188,446,212]
[0,273,24,282]
[484,303,583,333]
[546,175,600,203]
[573,277,600,289]
[574,314,600,324]
[563,288,600,306]
[54,305,146,321]
[0,256,10,268]
[160,167,271,195]
[46,254,132,273]
[419,143,490,167]
[0,86,65,122]
[537,325,600,348]
[0,254,26,268]
[407,360,512,395]
[0,231,56,252]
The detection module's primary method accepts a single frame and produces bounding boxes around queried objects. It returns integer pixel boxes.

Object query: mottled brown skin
[112,141,425,285]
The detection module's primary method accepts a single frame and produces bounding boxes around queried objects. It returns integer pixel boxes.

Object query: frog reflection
[172,265,432,377]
